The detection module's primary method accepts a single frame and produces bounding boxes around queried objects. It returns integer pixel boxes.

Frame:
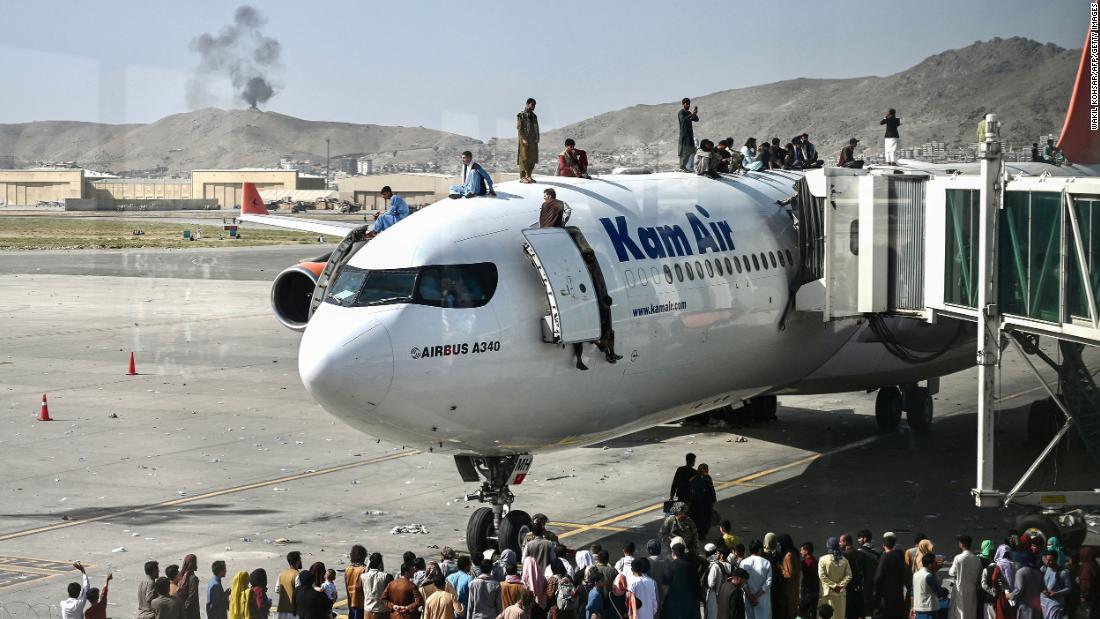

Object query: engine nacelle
[271,261,326,331]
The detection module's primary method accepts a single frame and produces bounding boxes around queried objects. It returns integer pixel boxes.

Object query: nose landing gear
[455,454,534,558]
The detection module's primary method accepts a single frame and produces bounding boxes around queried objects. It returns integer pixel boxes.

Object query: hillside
[526,37,1077,167]
[0,108,482,174]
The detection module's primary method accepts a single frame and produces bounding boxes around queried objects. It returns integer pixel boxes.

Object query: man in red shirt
[85,573,113,619]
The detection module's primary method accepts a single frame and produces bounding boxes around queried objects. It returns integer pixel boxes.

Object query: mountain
[526,37,1077,167]
[0,108,481,174]
[0,37,1079,173]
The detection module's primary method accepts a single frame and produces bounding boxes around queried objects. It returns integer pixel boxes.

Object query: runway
[0,245,1094,613]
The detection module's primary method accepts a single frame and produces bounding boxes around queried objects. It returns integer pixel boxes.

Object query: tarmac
[0,244,1096,617]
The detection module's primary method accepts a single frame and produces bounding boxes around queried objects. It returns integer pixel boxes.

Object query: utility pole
[325,137,331,188]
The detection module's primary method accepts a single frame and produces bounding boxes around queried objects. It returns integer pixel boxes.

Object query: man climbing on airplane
[449,151,497,198]
[368,186,409,237]
[558,139,591,178]
[539,188,568,228]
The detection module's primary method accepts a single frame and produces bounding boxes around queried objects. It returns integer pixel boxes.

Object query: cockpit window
[416,263,498,308]
[324,263,497,309]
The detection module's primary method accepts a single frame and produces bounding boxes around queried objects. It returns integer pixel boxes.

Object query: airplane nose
[298,309,394,413]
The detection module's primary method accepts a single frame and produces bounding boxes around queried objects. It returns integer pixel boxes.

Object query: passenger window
[759,253,768,270]
[715,259,723,276]
[785,249,794,265]
[705,260,715,277]
[626,270,636,287]
[778,251,786,267]
[724,257,733,274]
[686,263,695,281]
[734,257,743,274]
[769,252,777,268]
[664,265,674,284]
[651,267,660,284]
[751,254,760,270]
[694,261,704,279]
[638,268,648,286]
[675,263,683,282]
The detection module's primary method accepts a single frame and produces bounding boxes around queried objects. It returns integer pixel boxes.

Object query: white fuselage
[297,171,970,455]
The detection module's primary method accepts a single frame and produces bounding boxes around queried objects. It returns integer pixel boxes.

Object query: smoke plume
[187,5,281,109]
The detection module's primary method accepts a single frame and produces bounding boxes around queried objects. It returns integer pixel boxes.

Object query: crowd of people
[57,496,1099,619]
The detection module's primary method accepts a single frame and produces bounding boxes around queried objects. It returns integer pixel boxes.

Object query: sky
[0,0,1086,140]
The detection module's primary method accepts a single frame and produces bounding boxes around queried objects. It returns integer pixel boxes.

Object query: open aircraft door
[522,227,603,344]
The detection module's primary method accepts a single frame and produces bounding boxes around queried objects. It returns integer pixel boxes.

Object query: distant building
[335,158,357,175]
[278,157,314,172]
[357,157,374,175]
[0,155,14,169]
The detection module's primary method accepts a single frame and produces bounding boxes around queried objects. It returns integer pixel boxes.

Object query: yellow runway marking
[548,521,628,533]
[0,451,419,542]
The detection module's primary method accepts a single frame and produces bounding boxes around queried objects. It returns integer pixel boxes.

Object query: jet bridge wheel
[904,386,934,432]
[875,387,903,430]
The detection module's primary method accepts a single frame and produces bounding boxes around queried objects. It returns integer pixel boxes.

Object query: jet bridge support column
[973,114,1003,507]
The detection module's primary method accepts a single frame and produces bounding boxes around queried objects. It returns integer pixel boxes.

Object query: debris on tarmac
[391,524,429,535]
[111,547,126,553]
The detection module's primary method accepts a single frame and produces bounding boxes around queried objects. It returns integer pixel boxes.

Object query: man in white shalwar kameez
[949,535,983,619]
[740,541,773,619]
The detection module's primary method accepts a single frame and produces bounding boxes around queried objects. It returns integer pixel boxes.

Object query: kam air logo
[598,205,735,263]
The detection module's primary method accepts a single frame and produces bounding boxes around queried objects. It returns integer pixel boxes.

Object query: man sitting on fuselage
[367,186,409,238]
[450,151,497,198]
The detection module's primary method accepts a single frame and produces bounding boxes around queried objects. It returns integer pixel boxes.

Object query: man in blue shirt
[586,569,606,619]
[206,561,228,619]
[445,556,474,619]
[450,151,497,198]
[370,186,409,235]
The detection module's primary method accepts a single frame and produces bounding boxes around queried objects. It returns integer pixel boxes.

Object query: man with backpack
[703,545,732,619]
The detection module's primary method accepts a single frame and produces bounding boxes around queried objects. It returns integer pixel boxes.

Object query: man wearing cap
[838,139,864,168]
[704,544,732,619]
[717,568,749,619]
[659,503,699,555]
[872,534,907,619]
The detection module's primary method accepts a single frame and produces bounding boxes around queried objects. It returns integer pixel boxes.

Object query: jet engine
[271,260,327,331]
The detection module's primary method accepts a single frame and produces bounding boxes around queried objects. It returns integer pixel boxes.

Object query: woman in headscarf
[776,534,800,619]
[249,569,273,619]
[914,539,936,574]
[494,550,519,582]
[229,571,252,619]
[818,537,853,619]
[979,541,995,568]
[688,464,718,540]
[294,569,333,619]
[522,555,548,619]
[1045,538,1067,569]
[983,545,1017,619]
[763,534,783,619]
[178,554,201,619]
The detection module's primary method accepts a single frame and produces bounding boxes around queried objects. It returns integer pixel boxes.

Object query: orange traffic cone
[38,394,52,421]
[127,352,137,376]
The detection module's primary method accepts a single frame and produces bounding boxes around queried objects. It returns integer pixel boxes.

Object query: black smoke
[187,5,281,109]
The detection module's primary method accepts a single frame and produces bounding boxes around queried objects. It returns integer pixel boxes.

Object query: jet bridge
[791,115,1100,544]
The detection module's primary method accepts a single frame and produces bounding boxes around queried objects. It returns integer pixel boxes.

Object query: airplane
[237,23,1098,556]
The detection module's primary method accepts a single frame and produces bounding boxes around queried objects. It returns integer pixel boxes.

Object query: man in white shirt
[628,558,658,619]
[60,562,90,619]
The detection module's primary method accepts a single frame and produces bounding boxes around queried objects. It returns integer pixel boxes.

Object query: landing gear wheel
[905,386,933,432]
[875,387,903,430]
[1026,398,1060,445]
[466,507,495,558]
[1016,513,1059,542]
[496,509,532,554]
